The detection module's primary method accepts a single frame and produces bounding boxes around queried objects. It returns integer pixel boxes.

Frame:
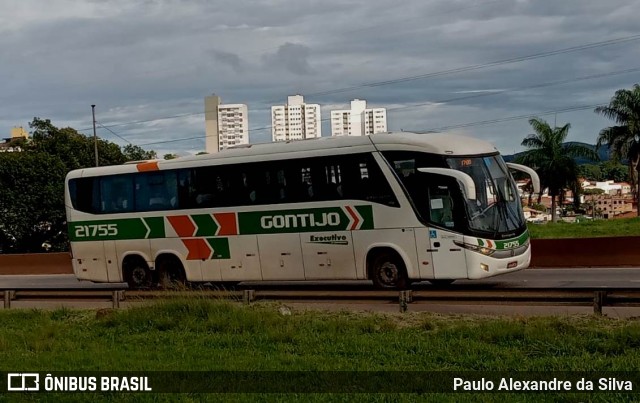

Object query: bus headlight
[453,241,495,256]
[478,247,493,256]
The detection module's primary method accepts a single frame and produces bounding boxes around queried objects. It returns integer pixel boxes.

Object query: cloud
[262,42,314,75]
[1,0,639,156]
[210,50,244,73]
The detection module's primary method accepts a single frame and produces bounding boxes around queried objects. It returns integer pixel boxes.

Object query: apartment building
[204,94,249,153]
[217,104,248,150]
[271,95,321,142]
[331,99,387,137]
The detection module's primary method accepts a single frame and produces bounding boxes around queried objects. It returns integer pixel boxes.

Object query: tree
[0,118,157,252]
[578,164,603,181]
[595,84,640,216]
[0,152,67,252]
[516,118,599,222]
[164,153,178,160]
[123,144,157,161]
[600,161,629,183]
[27,117,126,169]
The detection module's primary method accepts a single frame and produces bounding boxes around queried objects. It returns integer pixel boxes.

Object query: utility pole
[92,104,99,167]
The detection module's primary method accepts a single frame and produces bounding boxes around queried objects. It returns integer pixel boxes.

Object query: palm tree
[516,118,599,222]
[595,84,640,216]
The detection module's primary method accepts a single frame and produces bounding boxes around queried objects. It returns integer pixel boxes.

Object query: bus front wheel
[369,250,409,290]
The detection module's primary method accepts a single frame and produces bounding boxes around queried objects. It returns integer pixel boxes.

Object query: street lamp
[91,104,98,167]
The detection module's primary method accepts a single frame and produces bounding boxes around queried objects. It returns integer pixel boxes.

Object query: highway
[3,268,640,316]
[2,267,640,289]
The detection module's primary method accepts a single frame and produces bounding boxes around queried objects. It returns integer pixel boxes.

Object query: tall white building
[331,99,387,137]
[204,94,249,153]
[271,95,321,142]
[217,104,249,150]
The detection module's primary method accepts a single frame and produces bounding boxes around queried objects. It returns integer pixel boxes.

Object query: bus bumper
[465,244,531,280]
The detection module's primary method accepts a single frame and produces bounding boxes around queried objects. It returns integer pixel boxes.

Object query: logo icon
[7,373,40,391]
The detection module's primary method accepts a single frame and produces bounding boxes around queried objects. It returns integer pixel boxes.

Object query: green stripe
[207,238,230,259]
[143,217,165,239]
[238,207,350,235]
[69,218,151,241]
[355,205,374,230]
[68,205,376,240]
[192,214,219,237]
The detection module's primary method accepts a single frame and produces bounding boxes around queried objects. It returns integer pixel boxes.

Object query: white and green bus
[65,132,539,289]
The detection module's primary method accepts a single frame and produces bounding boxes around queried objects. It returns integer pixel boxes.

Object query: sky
[1,0,639,157]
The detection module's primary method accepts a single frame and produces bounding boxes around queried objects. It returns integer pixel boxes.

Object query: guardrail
[1,286,127,309]
[3,287,640,315]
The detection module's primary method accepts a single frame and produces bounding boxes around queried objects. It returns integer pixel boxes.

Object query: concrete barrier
[530,236,640,268]
[0,237,638,275]
[0,253,73,275]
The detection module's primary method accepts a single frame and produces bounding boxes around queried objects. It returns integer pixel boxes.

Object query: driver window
[428,185,456,228]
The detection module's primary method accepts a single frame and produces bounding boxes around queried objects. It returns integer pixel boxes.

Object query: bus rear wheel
[123,258,151,290]
[156,255,187,289]
[370,250,409,290]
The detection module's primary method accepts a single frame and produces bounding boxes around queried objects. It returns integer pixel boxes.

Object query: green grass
[1,300,640,401]
[528,217,640,239]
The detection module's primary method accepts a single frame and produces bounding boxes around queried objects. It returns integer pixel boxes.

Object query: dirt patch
[0,253,73,275]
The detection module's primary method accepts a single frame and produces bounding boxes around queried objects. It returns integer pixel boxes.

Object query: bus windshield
[447,156,525,237]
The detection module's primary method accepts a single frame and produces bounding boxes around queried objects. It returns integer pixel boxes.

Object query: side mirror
[506,163,541,193]
[417,168,477,200]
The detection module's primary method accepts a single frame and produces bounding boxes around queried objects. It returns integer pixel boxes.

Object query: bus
[65,131,539,289]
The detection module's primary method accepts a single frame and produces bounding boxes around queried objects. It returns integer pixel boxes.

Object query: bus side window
[177,169,193,209]
[101,175,133,213]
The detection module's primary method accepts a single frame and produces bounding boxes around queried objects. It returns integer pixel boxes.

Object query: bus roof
[67,131,498,179]
[169,131,497,162]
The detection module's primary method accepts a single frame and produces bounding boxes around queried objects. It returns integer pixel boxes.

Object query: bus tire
[156,254,187,289]
[369,249,409,290]
[123,256,151,290]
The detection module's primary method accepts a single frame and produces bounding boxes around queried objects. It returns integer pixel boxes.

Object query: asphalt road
[4,269,640,316]
[2,267,640,289]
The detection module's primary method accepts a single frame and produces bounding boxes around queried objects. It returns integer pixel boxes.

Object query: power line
[416,103,606,132]
[303,34,640,98]
[385,67,640,113]
[96,122,132,144]
[136,67,640,147]
[82,34,640,133]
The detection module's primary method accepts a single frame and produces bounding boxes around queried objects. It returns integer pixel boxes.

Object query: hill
[503,142,611,164]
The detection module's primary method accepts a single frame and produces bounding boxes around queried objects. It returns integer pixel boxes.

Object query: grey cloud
[1,0,639,155]
[262,42,313,75]
[210,50,244,73]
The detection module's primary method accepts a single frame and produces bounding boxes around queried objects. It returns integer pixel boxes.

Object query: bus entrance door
[414,229,434,279]
[301,231,356,280]
[429,229,467,279]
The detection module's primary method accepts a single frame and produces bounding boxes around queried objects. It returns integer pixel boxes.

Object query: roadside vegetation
[1,300,640,401]
[528,216,640,239]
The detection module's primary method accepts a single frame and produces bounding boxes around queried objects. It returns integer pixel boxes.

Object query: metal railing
[1,287,126,309]
[2,287,640,315]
